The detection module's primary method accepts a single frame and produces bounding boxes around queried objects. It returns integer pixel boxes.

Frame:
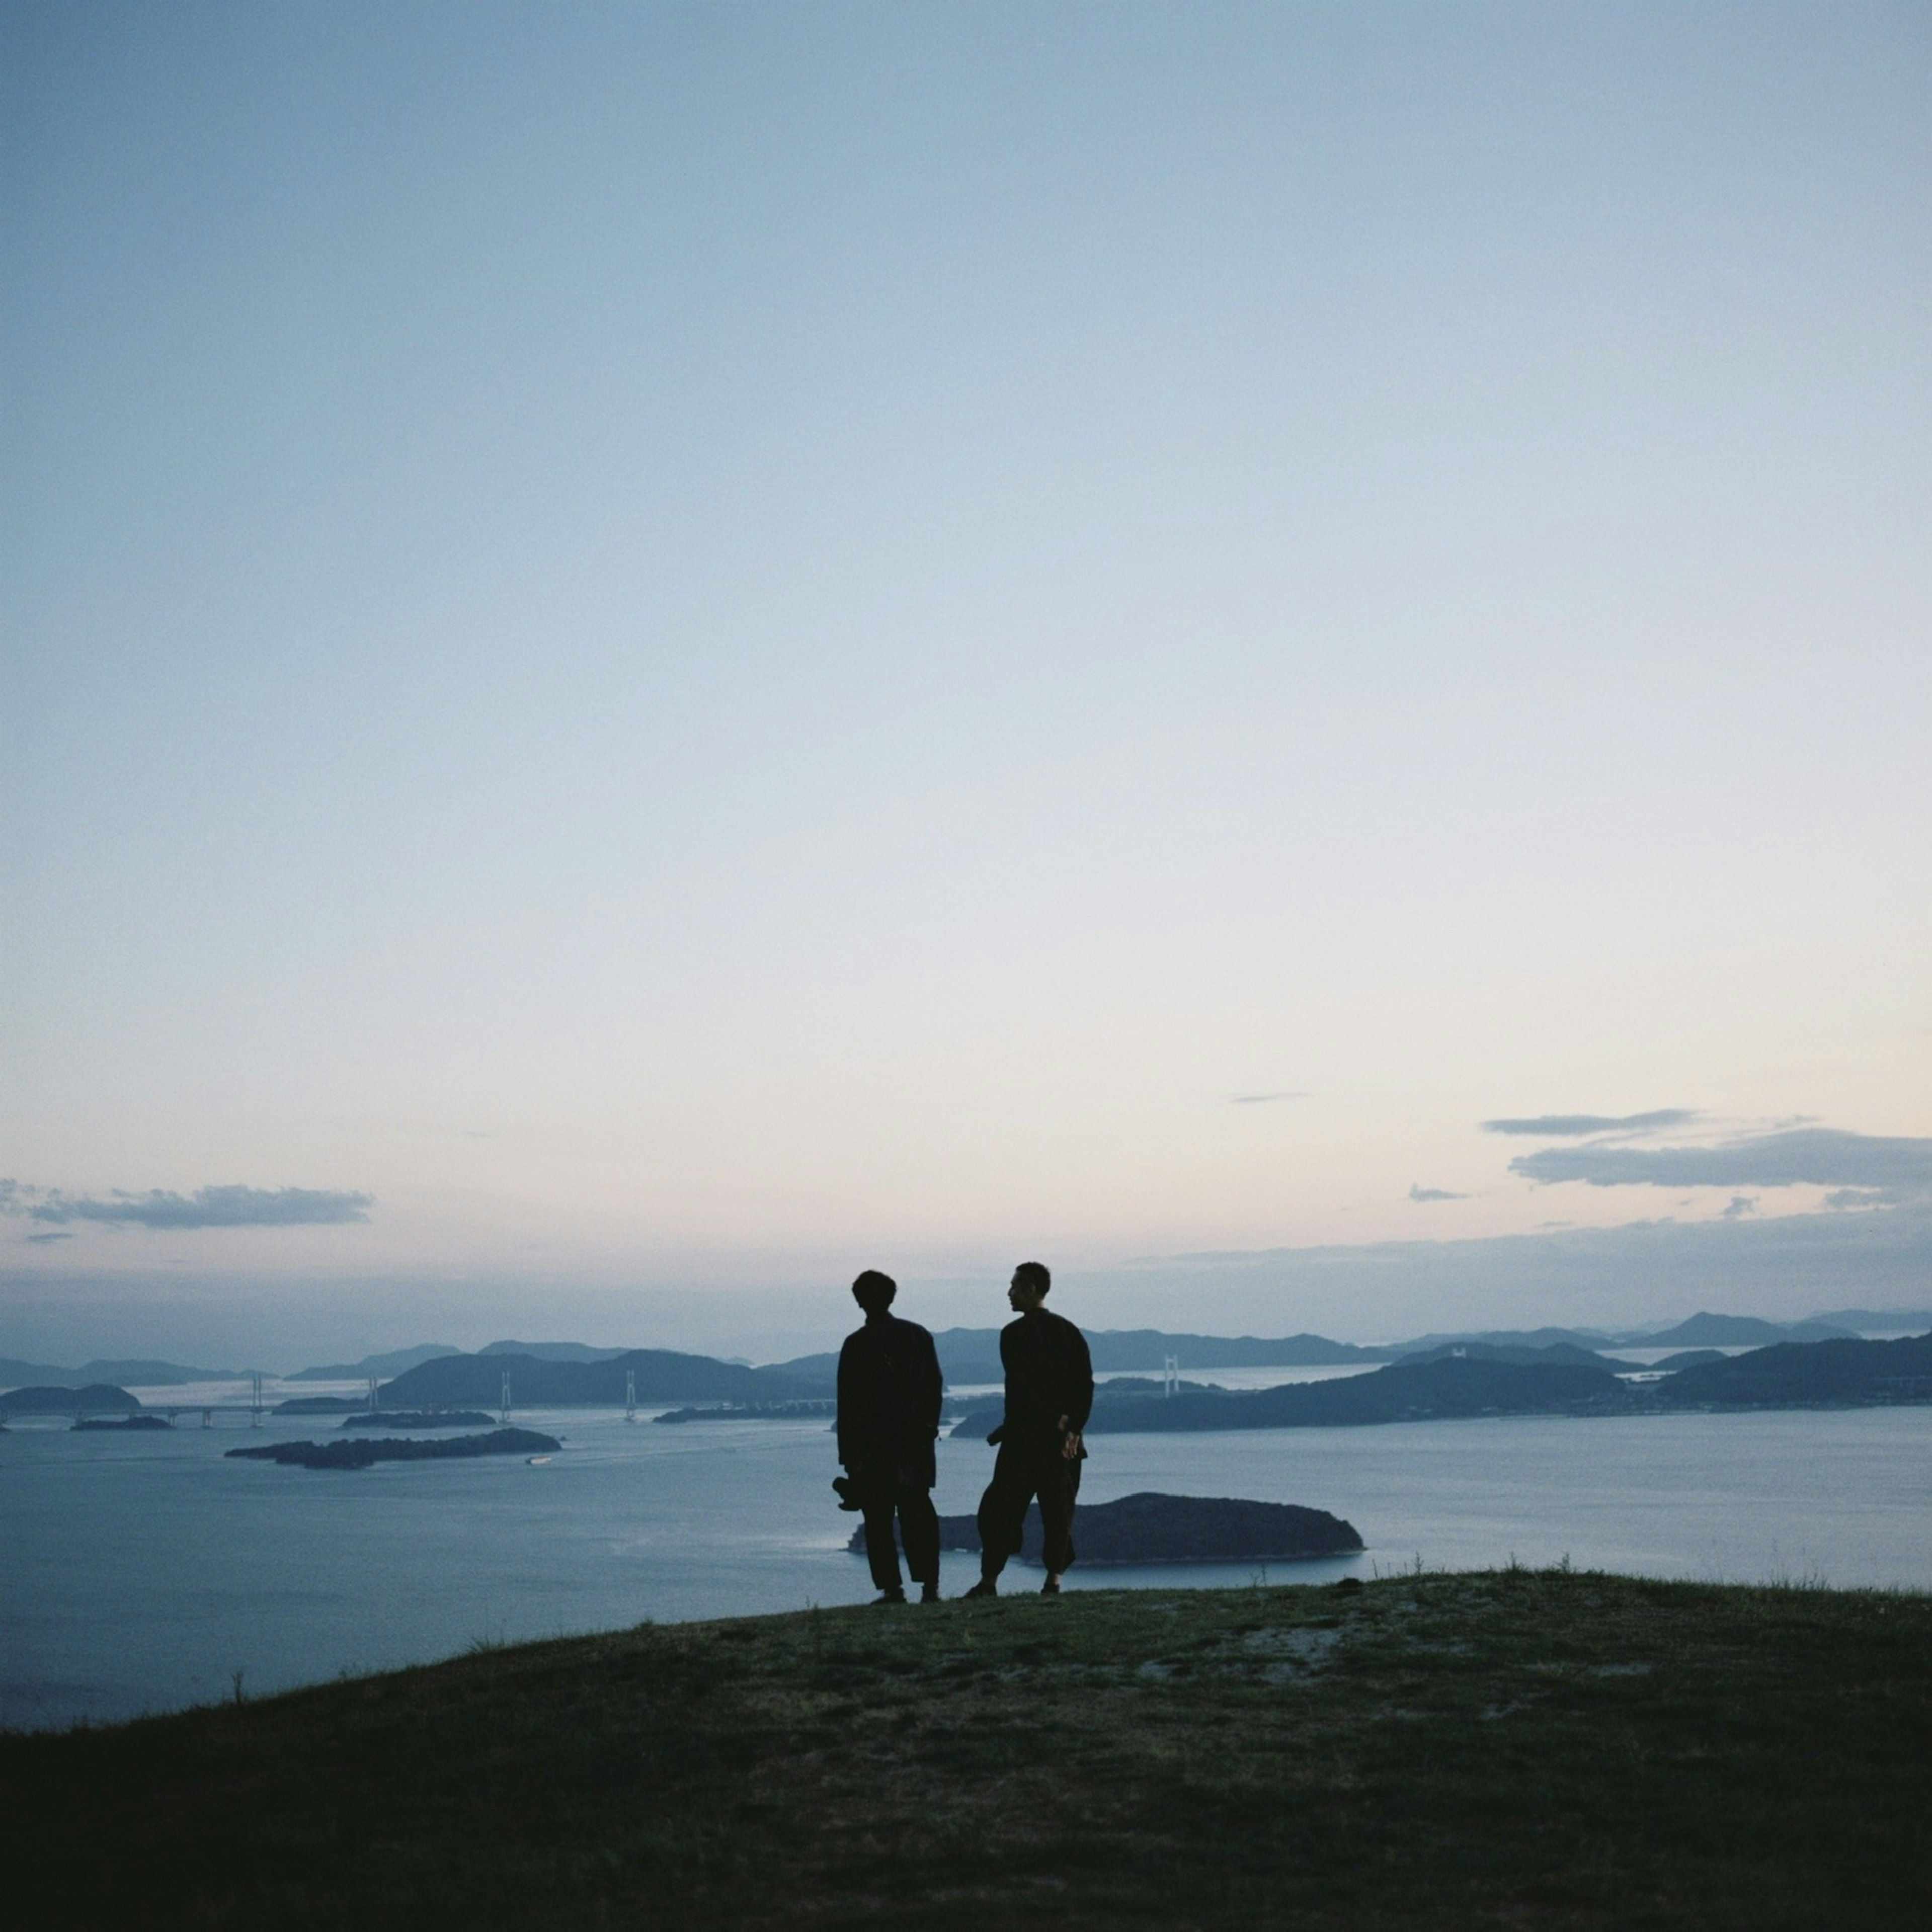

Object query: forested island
[950,1331,1932,1437]
[653,1399,837,1425]
[226,1428,559,1470]
[853,1491,1362,1565]
[379,1349,826,1408]
[0,1383,141,1419]
[339,1409,496,1429]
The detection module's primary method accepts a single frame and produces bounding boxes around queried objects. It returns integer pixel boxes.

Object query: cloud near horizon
[1482,1109,1701,1137]
[1508,1128,1932,1196]
[0,1182,375,1230]
[1824,1187,1893,1211]
[1408,1184,1469,1202]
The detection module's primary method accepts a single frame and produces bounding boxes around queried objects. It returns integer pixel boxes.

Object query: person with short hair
[836,1269,944,1605]
[963,1262,1093,1598]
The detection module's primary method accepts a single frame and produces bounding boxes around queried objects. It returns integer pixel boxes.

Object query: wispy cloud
[1482,1109,1700,1137]
[1,1181,374,1230]
[1721,1194,1757,1220]
[1118,1193,1932,1314]
[1508,1129,1932,1196]
[1825,1187,1894,1211]
[1232,1091,1309,1105]
[1408,1184,1468,1202]
[23,1230,74,1244]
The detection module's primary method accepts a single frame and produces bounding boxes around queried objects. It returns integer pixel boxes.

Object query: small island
[853,1492,1363,1567]
[72,1414,173,1432]
[654,1399,838,1425]
[226,1427,560,1471]
[0,1383,142,1420]
[339,1409,497,1429]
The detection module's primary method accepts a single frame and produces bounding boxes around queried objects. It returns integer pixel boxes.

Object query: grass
[6,1569,1929,1929]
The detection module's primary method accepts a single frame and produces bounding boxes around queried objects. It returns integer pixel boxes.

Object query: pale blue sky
[5,3,1929,1360]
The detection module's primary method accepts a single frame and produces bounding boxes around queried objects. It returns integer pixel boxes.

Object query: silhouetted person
[836,1269,944,1605]
[964,1261,1093,1597]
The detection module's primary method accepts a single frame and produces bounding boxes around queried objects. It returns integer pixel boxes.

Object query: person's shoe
[869,1588,907,1606]
[920,1583,941,1604]
[961,1579,998,1599]
[1040,1576,1062,1596]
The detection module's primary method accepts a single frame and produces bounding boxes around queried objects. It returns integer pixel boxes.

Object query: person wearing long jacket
[836,1269,944,1604]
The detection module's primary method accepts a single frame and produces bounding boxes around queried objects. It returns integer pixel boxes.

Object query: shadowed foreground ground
[6,1570,1929,1929]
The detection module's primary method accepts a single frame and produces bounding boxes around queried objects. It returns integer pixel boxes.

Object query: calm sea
[3,1389,1928,1730]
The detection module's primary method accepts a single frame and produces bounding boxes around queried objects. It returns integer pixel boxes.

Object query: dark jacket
[837,1312,943,1489]
[1000,1307,1094,1447]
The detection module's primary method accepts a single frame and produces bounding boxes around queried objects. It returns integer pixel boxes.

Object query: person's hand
[1061,1429,1083,1460]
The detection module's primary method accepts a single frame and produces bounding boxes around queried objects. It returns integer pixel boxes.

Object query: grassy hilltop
[6,1571,1929,1929]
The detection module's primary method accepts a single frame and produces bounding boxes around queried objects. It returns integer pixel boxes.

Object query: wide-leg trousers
[976,1436,1081,1579]
[858,1479,941,1591]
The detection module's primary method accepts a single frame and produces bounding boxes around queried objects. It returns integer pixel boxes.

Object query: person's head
[1007,1261,1051,1312]
[851,1269,898,1316]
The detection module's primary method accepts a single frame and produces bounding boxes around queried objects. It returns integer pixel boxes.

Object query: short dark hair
[1012,1260,1051,1297]
[851,1269,897,1312]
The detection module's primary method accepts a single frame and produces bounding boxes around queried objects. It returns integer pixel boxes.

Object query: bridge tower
[625,1370,637,1423]
[1163,1354,1179,1398]
[500,1373,511,1425]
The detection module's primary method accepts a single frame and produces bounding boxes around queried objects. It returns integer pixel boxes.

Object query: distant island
[653,1399,838,1425]
[948,1331,1932,1437]
[1647,1349,1728,1373]
[226,1427,560,1471]
[7,1311,1914,1410]
[379,1349,827,1409]
[7,1328,1918,1444]
[852,1492,1362,1566]
[1661,1332,1932,1409]
[339,1409,496,1430]
[282,1343,466,1382]
[0,1383,141,1419]
[0,1357,258,1390]
[72,1414,173,1432]
[767,1328,1393,1390]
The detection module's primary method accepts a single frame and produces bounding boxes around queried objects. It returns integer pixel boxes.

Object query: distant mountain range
[947,1332,1932,1437]
[1661,1332,1932,1408]
[285,1344,463,1381]
[285,1340,640,1381]
[379,1348,827,1409]
[1391,1314,1862,1352]
[0,1357,263,1390]
[1797,1308,1932,1335]
[4,1309,1921,1398]
[773,1326,1389,1388]
[1624,1313,1857,1347]
[10,1330,1927,1433]
[0,1382,145,1417]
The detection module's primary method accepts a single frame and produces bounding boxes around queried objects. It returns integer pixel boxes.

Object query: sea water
[3,1398,1928,1730]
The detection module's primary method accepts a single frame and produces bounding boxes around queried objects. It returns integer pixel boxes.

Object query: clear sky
[5,3,1929,1365]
